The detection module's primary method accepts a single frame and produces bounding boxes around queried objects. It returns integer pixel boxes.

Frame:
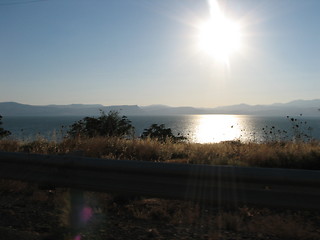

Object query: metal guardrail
[0,151,320,209]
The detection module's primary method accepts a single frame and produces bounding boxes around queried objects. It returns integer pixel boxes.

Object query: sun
[197,0,242,64]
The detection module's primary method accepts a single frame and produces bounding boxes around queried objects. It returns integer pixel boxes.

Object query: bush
[141,124,186,143]
[67,110,135,138]
[0,115,11,139]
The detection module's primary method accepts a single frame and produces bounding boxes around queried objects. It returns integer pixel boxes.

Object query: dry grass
[96,193,320,240]
[0,179,69,240]
[1,137,320,169]
[187,141,320,169]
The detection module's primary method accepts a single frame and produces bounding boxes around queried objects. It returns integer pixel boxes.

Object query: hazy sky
[1,0,319,107]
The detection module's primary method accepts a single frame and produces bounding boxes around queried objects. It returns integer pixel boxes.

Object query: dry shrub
[57,137,188,161]
[76,137,126,158]
[123,138,166,161]
[0,139,21,152]
[126,198,171,221]
[127,138,186,161]
[214,212,244,232]
[187,141,247,166]
[16,138,59,154]
[117,197,201,225]
[187,143,218,165]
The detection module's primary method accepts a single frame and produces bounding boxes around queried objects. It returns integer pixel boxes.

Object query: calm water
[2,115,320,143]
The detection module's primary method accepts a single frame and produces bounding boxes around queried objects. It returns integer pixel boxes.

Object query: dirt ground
[0,179,320,240]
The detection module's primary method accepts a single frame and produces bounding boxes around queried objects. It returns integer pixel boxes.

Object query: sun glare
[194,115,241,143]
[198,0,242,64]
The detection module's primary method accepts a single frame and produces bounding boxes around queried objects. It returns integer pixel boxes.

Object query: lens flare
[81,206,93,223]
[74,235,81,240]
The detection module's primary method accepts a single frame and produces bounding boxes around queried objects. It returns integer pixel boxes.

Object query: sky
[0,0,319,108]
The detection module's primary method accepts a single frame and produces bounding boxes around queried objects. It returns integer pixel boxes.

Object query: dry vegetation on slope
[1,138,320,239]
[1,137,320,169]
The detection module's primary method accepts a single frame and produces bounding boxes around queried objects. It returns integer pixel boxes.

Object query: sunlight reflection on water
[192,115,243,143]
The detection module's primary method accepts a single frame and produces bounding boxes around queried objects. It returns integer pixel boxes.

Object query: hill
[0,102,144,116]
[0,99,319,116]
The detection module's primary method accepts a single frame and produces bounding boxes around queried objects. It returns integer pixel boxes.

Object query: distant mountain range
[0,99,320,116]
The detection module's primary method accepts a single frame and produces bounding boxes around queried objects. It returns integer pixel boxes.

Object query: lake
[2,115,320,143]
